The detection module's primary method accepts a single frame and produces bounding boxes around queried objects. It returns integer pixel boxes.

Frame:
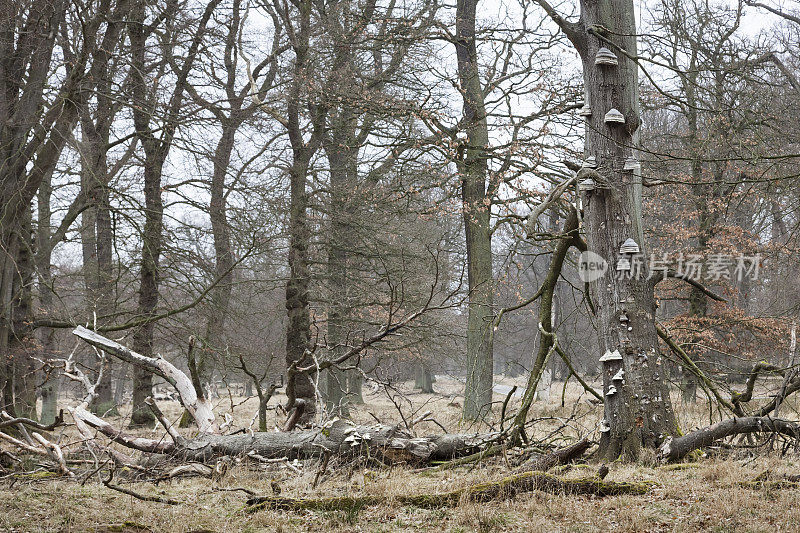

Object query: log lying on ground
[658,416,800,462]
[246,471,652,511]
[517,437,592,472]
[72,407,491,463]
[69,327,495,464]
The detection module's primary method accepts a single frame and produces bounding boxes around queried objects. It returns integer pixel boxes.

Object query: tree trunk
[285,158,316,424]
[415,362,434,393]
[128,154,163,427]
[456,0,494,421]
[283,0,324,424]
[576,0,678,459]
[36,171,59,424]
[125,0,219,425]
[78,116,116,415]
[200,122,238,381]
[11,208,37,419]
[127,1,160,427]
[322,126,355,416]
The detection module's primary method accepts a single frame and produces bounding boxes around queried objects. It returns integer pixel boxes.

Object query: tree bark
[322,117,357,416]
[456,0,494,421]
[36,170,59,424]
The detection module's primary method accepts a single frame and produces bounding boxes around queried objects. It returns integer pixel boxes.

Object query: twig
[103,469,183,505]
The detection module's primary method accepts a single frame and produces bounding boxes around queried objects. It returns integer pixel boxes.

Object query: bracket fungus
[595,47,619,66]
[604,108,625,124]
[599,349,623,362]
[579,177,597,191]
[619,238,640,254]
[623,156,641,171]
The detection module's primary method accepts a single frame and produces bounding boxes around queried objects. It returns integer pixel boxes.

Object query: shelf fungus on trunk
[612,369,625,381]
[599,349,623,362]
[616,256,631,271]
[583,155,598,168]
[606,385,618,396]
[595,47,619,66]
[604,108,625,125]
[579,176,597,191]
[619,238,640,254]
[623,156,641,172]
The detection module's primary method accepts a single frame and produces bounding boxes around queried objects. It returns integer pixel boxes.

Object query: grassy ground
[2,376,799,532]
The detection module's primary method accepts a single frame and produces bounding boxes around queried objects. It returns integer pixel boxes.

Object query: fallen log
[72,405,492,464]
[69,327,496,464]
[658,416,800,462]
[246,471,653,511]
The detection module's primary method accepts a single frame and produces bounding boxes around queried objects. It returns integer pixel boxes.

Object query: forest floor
[2,376,799,532]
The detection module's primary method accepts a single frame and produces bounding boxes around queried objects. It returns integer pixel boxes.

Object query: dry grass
[2,376,800,532]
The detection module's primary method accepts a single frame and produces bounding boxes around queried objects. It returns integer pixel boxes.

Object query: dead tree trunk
[535,0,679,459]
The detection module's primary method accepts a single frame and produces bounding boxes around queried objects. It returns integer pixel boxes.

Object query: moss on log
[246,471,654,512]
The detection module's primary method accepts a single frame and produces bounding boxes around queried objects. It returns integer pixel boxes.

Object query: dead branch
[517,437,591,473]
[103,469,183,505]
[659,416,800,462]
[0,410,64,431]
[72,326,218,433]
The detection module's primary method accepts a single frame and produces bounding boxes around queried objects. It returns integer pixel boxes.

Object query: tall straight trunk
[285,158,316,422]
[575,0,678,459]
[11,208,37,419]
[200,123,237,380]
[322,111,361,414]
[36,170,59,424]
[94,180,115,411]
[323,157,350,415]
[129,155,165,427]
[456,0,494,421]
[127,0,162,427]
[79,118,116,414]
